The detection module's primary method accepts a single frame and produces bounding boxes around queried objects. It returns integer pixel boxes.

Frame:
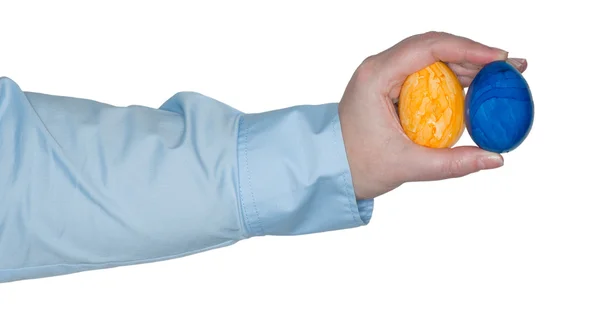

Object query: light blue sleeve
[0,77,373,283]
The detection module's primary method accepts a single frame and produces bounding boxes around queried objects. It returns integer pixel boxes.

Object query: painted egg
[465,60,534,153]
[398,61,465,148]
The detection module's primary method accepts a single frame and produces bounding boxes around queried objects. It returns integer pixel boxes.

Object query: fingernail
[477,153,504,169]
[507,58,527,69]
[493,48,509,60]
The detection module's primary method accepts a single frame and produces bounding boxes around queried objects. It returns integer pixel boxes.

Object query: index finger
[375,31,508,97]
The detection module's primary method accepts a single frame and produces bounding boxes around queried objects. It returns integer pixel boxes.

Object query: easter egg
[465,60,534,153]
[398,61,465,148]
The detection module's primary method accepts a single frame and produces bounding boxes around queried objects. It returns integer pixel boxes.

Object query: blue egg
[465,60,534,153]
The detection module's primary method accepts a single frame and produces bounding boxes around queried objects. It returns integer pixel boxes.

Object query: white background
[1,0,598,323]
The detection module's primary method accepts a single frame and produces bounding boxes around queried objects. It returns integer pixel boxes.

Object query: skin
[338,31,528,200]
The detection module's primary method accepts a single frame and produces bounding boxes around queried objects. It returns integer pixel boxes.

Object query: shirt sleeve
[0,76,374,283]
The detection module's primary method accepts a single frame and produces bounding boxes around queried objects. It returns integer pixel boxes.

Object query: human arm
[0,77,372,283]
[0,31,527,284]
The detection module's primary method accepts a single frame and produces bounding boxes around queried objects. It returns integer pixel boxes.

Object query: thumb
[401,145,504,182]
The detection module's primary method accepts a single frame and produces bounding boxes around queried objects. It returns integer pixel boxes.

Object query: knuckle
[420,31,448,43]
[423,30,442,38]
[355,55,379,80]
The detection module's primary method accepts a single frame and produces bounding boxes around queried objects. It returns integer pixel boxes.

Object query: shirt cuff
[236,103,373,237]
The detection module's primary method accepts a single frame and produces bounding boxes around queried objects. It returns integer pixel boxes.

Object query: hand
[339,31,528,200]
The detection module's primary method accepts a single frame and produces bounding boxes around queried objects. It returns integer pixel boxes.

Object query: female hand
[339,31,528,200]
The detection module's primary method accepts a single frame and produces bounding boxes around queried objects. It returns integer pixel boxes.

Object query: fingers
[507,58,527,72]
[401,145,504,182]
[458,75,474,87]
[449,57,528,87]
[427,32,508,65]
[379,31,508,98]
[447,62,479,77]
[388,31,507,74]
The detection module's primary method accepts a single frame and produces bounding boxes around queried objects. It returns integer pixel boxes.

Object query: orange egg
[398,61,465,148]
